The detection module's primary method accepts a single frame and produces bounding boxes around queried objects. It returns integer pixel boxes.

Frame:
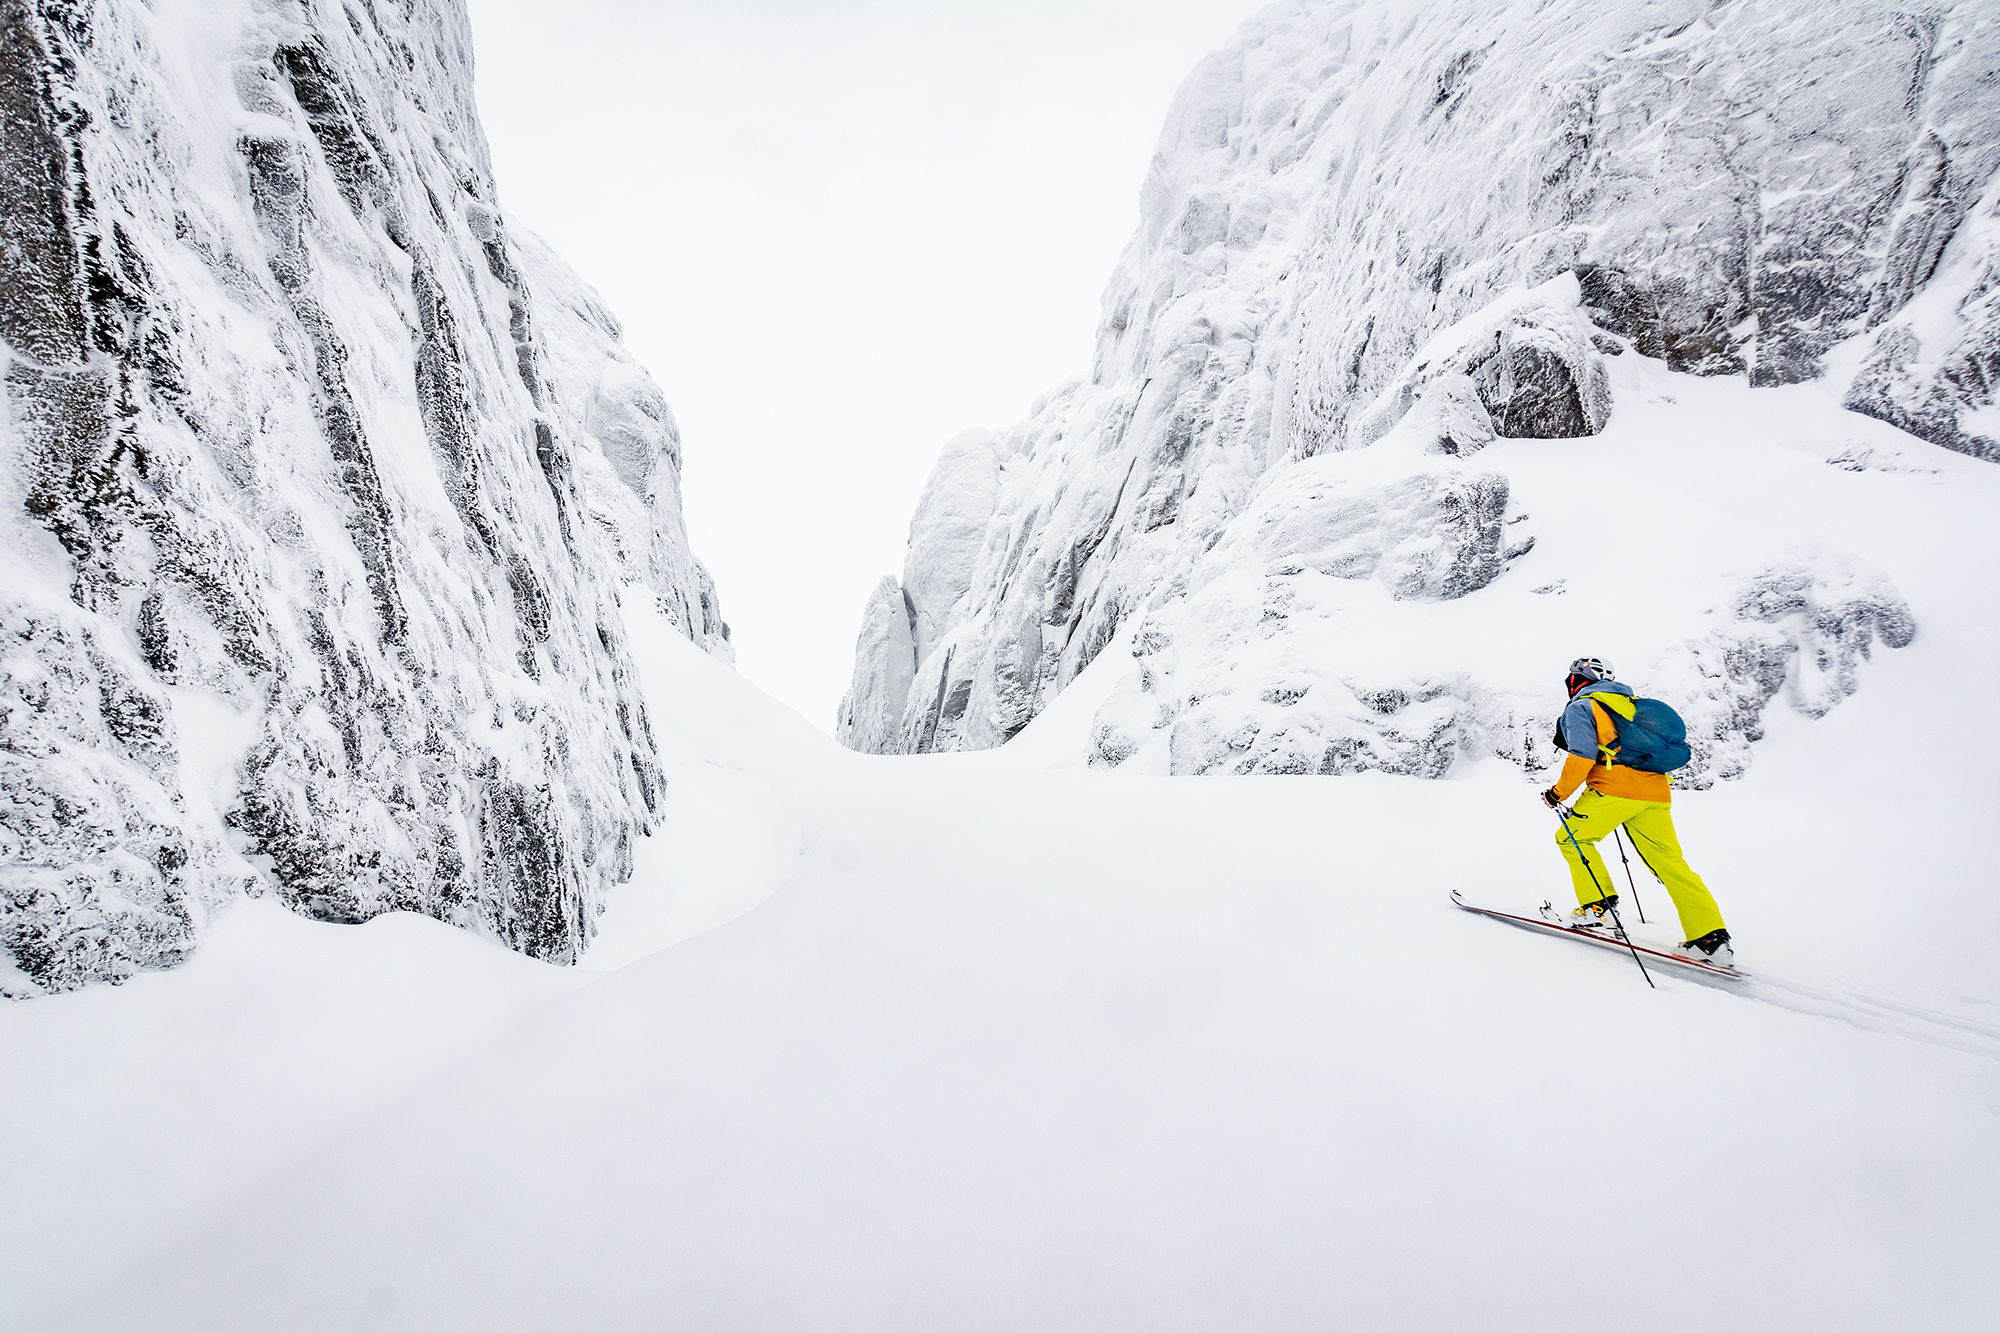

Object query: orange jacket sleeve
[1552,752,1593,801]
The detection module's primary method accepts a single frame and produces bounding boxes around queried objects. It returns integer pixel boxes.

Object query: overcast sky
[465,0,1259,730]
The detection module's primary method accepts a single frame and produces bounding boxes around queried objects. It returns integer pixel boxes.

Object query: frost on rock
[1,0,725,992]
[835,577,916,756]
[1664,557,1919,786]
[903,429,1003,669]
[840,0,1965,770]
[1,603,208,993]
[1845,172,2000,463]
[1399,376,1494,459]
[514,227,732,658]
[1348,277,1611,449]
[1223,447,1510,605]
[1092,550,1916,782]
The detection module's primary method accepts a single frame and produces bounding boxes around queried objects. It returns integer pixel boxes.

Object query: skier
[1539,657,1733,964]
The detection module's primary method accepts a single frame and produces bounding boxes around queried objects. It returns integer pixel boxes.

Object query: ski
[1450,890,1746,980]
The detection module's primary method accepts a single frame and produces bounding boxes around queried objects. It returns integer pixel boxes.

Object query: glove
[1540,787,1563,809]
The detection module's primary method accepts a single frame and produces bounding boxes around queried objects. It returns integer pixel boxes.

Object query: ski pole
[1552,803,1654,989]
[1610,827,1647,924]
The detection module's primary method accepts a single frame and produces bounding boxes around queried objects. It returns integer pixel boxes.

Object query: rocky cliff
[839,0,1993,771]
[1,0,727,994]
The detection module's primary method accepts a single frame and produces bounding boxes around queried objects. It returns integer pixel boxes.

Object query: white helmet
[1566,657,1615,686]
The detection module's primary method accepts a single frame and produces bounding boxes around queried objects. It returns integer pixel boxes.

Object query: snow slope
[5,481,1998,1326]
[1,0,726,992]
[838,0,2000,765]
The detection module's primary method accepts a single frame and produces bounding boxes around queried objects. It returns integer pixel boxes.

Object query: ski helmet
[1565,656,1614,696]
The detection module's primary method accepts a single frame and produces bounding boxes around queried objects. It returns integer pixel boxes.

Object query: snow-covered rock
[0,0,726,993]
[835,576,916,756]
[514,228,731,655]
[836,428,1001,754]
[1397,375,1494,459]
[1844,170,2000,462]
[842,0,1989,769]
[1225,445,1510,605]
[1348,275,1612,450]
[902,428,1002,669]
[1096,526,1917,781]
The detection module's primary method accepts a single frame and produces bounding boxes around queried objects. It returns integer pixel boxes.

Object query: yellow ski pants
[1555,791,1726,941]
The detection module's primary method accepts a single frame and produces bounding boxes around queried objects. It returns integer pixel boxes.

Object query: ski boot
[1675,928,1734,967]
[1560,895,1619,931]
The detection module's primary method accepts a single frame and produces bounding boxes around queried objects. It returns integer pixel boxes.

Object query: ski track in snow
[1738,975,2000,1059]
[1472,903,2000,1060]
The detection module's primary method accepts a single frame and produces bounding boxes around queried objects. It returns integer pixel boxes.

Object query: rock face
[513,227,730,652]
[1845,172,2000,461]
[840,0,1985,767]
[1347,278,1612,451]
[1,0,726,995]
[1090,533,1918,781]
[835,577,916,756]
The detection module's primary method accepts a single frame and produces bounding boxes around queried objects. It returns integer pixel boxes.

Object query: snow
[0,898,591,1291]
[5,573,1998,1328]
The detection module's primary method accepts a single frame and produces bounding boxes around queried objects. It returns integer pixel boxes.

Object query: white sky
[465,0,1259,730]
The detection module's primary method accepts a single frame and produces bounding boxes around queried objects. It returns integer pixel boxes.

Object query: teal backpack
[1553,693,1692,774]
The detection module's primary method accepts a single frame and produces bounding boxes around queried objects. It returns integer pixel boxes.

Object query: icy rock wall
[513,226,730,655]
[839,0,1972,766]
[0,0,726,994]
[1845,170,2000,461]
[1092,525,1918,781]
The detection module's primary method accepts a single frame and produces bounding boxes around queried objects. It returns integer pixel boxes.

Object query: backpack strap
[1590,691,1638,721]
[1588,696,1624,767]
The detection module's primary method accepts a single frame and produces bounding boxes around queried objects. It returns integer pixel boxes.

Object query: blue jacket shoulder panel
[1562,681,1633,759]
